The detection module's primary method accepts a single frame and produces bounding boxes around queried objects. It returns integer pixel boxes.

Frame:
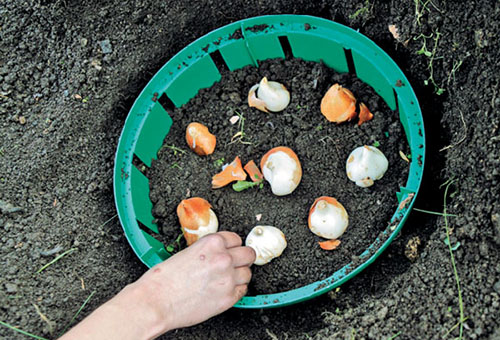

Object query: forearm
[58,282,170,340]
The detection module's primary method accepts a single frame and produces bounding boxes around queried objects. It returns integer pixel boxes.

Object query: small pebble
[376,306,388,320]
[493,280,500,294]
[40,245,63,257]
[99,39,113,54]
[0,200,22,214]
[5,283,18,293]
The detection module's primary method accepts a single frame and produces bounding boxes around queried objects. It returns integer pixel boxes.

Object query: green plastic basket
[114,15,425,309]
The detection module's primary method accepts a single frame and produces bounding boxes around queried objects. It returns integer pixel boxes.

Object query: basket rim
[113,14,425,309]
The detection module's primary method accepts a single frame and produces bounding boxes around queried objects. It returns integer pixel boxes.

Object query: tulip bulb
[186,122,216,156]
[346,145,389,187]
[248,77,290,112]
[245,226,287,265]
[176,197,218,246]
[308,196,349,239]
[320,84,357,123]
[260,146,302,196]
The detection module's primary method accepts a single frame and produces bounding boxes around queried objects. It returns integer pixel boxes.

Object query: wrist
[110,280,173,339]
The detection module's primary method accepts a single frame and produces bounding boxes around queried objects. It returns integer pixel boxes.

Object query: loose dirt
[0,1,498,339]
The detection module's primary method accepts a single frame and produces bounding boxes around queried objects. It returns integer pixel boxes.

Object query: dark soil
[1,1,499,340]
[148,58,409,294]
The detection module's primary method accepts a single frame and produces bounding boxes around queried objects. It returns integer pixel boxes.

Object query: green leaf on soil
[373,141,380,147]
[232,180,259,192]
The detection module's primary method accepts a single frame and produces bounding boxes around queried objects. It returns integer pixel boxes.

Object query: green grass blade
[413,208,458,217]
[387,331,401,339]
[0,320,49,340]
[58,290,96,337]
[443,180,465,339]
[36,248,76,274]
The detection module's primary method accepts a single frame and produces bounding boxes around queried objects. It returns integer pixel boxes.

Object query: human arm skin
[58,231,256,340]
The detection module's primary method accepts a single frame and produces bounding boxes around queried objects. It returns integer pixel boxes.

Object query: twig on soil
[36,248,77,274]
[0,320,49,340]
[443,316,469,338]
[265,328,280,340]
[58,290,96,337]
[440,179,465,339]
[33,303,56,335]
[439,109,467,152]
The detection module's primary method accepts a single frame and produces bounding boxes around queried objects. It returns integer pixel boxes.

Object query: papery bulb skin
[320,84,357,123]
[245,225,287,265]
[346,145,389,187]
[358,102,374,126]
[185,122,216,156]
[211,156,247,189]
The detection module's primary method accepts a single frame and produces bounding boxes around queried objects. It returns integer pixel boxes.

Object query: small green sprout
[82,96,89,103]
[213,158,225,168]
[315,124,323,131]
[228,111,252,145]
[349,0,372,19]
[162,144,186,156]
[373,141,380,147]
[170,163,182,170]
[166,233,184,253]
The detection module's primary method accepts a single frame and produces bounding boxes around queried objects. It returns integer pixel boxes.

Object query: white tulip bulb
[308,197,349,239]
[346,145,389,187]
[245,226,287,265]
[260,147,302,196]
[248,77,290,112]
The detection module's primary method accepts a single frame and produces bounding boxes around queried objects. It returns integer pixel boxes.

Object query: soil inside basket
[146,58,410,294]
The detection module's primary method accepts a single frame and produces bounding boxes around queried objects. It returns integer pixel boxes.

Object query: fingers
[234,284,248,301]
[215,231,242,249]
[228,246,256,267]
[234,266,252,286]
